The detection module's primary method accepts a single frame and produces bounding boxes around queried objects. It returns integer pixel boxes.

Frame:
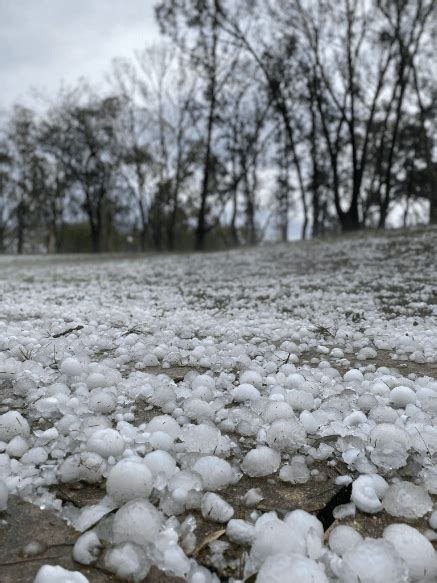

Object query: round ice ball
[383,523,436,581]
[329,525,363,556]
[192,456,232,491]
[87,428,125,458]
[0,478,8,511]
[232,383,261,402]
[113,499,163,547]
[0,411,30,442]
[105,542,150,581]
[383,482,432,519]
[266,418,306,452]
[201,492,234,523]
[107,458,153,504]
[257,553,329,583]
[351,475,388,514]
[89,390,116,414]
[60,357,83,377]
[242,447,281,477]
[147,415,181,439]
[34,565,89,582]
[340,538,408,583]
[86,373,107,389]
[144,450,177,480]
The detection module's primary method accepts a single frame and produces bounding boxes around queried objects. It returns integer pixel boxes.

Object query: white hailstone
[89,390,116,414]
[192,456,232,491]
[105,543,150,581]
[201,492,234,523]
[390,386,416,407]
[329,526,363,556]
[6,435,29,457]
[351,475,388,514]
[383,482,433,518]
[429,511,437,530]
[192,374,215,391]
[383,523,436,581]
[73,498,118,532]
[249,516,306,570]
[287,390,314,412]
[149,431,174,451]
[370,423,410,470]
[87,428,125,458]
[279,460,310,484]
[168,469,203,507]
[0,453,11,479]
[356,394,378,412]
[59,453,106,484]
[73,531,101,565]
[256,553,329,583]
[147,415,181,439]
[34,397,60,416]
[113,500,164,547]
[422,466,437,495]
[183,398,214,421]
[266,418,306,452]
[226,519,256,544]
[12,376,37,397]
[285,510,324,544]
[0,478,8,510]
[192,385,213,400]
[369,382,391,398]
[263,402,294,423]
[106,458,153,504]
[339,539,408,583]
[242,447,281,477]
[144,450,177,480]
[240,370,263,388]
[286,373,306,389]
[86,372,107,388]
[232,383,260,402]
[60,357,83,377]
[46,382,70,397]
[0,411,30,442]
[33,565,89,583]
[179,424,220,454]
[142,354,159,367]
[356,347,377,360]
[21,447,48,466]
[343,411,367,426]
[150,384,176,408]
[344,369,364,382]
[331,348,345,358]
[243,488,264,506]
[333,502,356,520]
[299,410,322,434]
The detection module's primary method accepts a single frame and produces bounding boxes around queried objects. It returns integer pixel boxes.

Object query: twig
[52,325,84,338]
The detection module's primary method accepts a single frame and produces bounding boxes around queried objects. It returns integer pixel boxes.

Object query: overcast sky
[0,0,160,110]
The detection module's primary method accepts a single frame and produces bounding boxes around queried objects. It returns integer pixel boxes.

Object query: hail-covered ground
[1,227,437,583]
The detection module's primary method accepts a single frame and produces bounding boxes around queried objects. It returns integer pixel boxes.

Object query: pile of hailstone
[2,359,437,582]
[0,230,436,582]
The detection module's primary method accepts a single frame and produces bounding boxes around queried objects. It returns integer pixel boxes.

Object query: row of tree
[0,0,435,253]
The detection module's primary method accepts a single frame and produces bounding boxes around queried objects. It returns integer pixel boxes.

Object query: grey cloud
[0,0,159,108]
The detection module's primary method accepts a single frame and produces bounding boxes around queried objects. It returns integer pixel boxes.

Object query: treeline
[0,0,435,253]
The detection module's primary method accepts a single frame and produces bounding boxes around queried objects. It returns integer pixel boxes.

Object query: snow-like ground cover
[0,227,437,583]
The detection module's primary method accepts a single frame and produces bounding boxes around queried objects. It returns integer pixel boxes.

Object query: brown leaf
[192,529,226,557]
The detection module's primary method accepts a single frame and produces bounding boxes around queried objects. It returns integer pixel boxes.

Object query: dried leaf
[192,528,226,556]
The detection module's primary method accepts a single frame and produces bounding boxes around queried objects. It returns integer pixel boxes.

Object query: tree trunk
[16,201,25,254]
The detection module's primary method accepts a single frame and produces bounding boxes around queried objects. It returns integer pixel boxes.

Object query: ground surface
[0,227,436,582]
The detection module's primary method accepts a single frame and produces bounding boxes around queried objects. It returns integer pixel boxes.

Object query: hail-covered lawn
[1,227,437,583]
